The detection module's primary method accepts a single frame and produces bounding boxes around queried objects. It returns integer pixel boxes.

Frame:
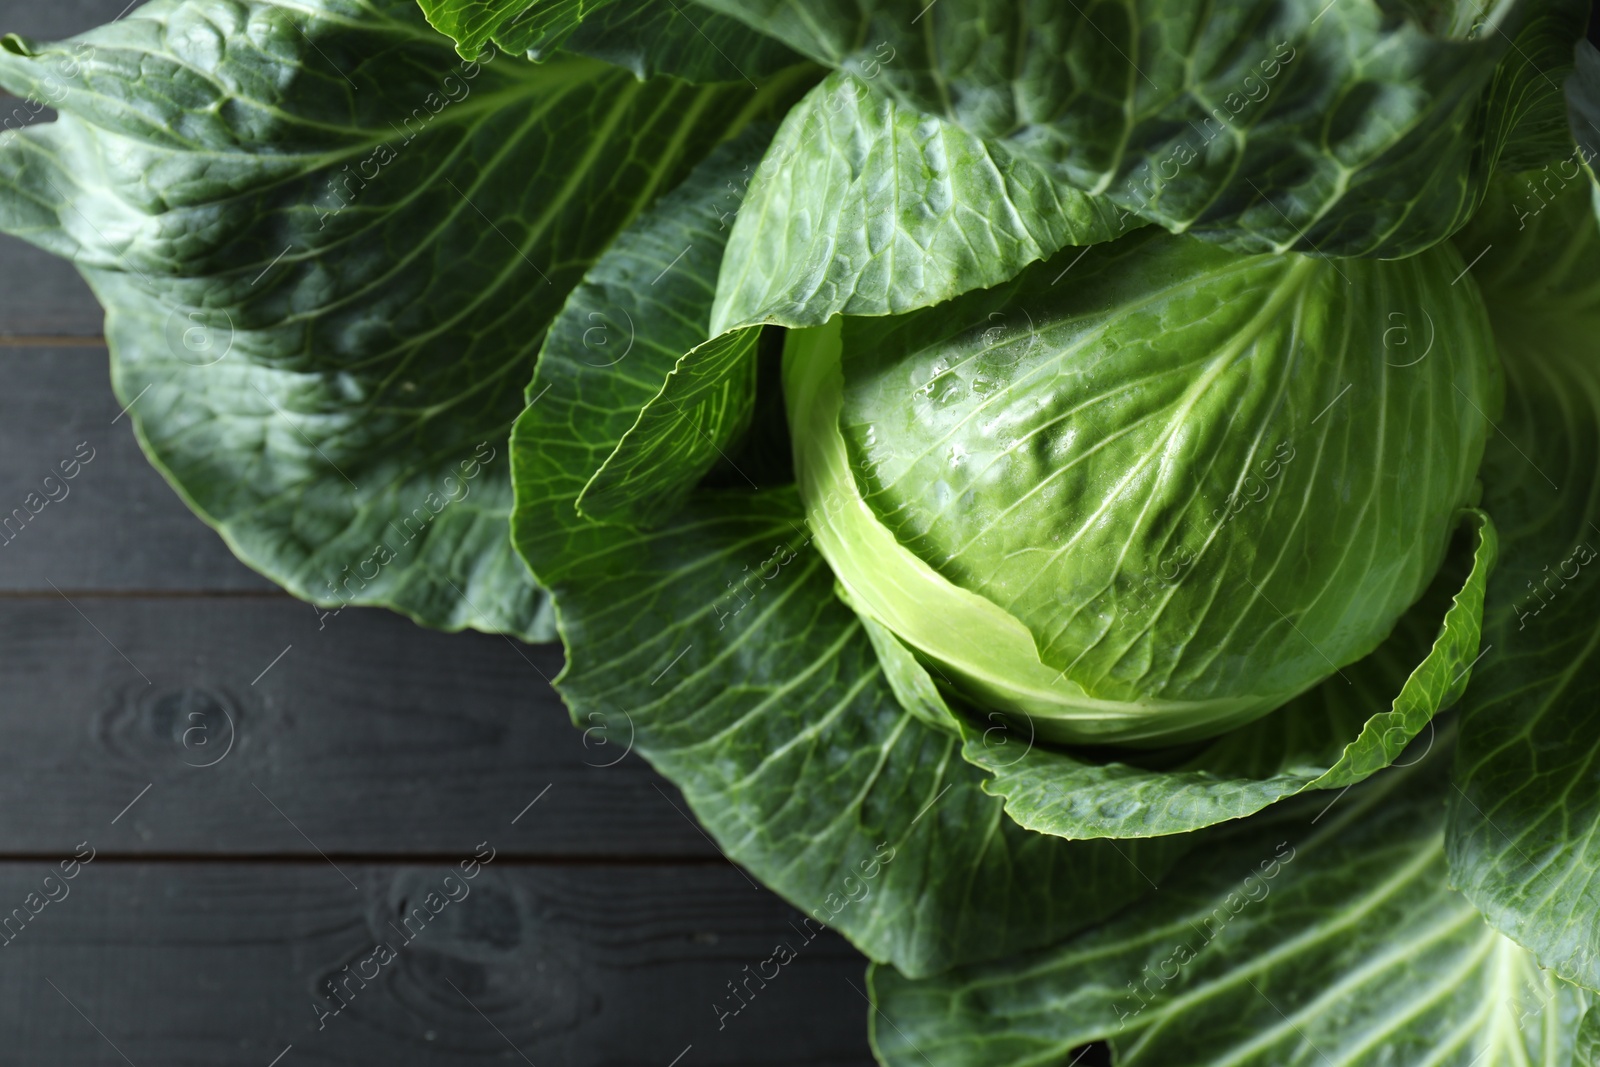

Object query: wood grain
[0,595,721,858]
[0,254,99,339]
[0,861,873,1066]
[0,347,272,591]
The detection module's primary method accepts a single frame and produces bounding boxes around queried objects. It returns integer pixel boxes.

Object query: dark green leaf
[1492,0,1593,171]
[871,735,1589,1067]
[554,0,805,83]
[1567,40,1600,162]
[1446,171,1600,992]
[577,325,761,527]
[416,0,550,58]
[416,0,547,57]
[696,0,1588,256]
[0,0,800,638]
[417,0,804,83]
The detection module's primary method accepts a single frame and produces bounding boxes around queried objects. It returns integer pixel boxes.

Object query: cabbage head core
[786,231,1495,746]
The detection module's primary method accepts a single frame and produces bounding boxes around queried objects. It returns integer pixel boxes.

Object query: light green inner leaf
[788,230,1494,744]
[577,325,761,528]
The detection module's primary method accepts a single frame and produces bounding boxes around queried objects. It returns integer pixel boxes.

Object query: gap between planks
[0,851,742,867]
[0,588,292,599]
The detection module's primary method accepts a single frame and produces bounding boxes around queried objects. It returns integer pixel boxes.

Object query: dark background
[0,2,873,1063]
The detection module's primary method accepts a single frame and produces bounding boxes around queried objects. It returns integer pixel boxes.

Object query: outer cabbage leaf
[709,69,1137,335]
[415,0,543,57]
[416,0,803,83]
[849,590,964,736]
[1578,1005,1600,1064]
[551,0,804,83]
[695,0,1587,256]
[0,0,802,638]
[576,325,761,527]
[579,67,1133,530]
[1491,0,1596,172]
[870,735,1590,1067]
[816,231,1492,743]
[510,134,1191,978]
[1446,169,1600,992]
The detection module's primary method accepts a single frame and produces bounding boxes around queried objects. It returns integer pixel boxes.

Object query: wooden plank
[0,0,136,40]
[0,860,874,1065]
[0,346,276,591]
[0,248,100,340]
[0,596,717,858]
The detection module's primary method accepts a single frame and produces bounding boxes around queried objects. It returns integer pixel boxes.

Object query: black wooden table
[0,3,873,1063]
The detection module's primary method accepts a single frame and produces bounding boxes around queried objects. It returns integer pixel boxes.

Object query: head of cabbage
[786,229,1495,746]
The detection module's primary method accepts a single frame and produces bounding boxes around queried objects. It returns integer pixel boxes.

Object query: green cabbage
[788,231,1493,744]
[5,1,1600,1064]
